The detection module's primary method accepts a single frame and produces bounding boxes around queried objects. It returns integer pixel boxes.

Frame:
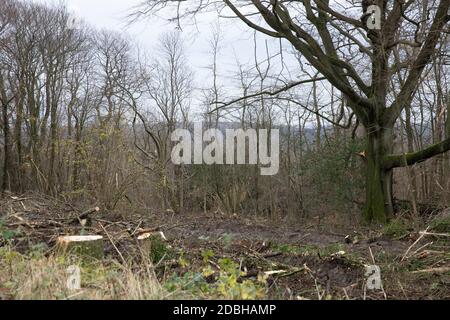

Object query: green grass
[430,215,450,233]
[0,246,163,300]
[271,242,348,257]
[383,218,409,239]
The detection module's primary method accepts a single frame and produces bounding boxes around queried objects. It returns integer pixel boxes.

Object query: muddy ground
[1,193,449,300]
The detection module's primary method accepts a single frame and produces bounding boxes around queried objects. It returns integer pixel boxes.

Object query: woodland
[0,0,449,300]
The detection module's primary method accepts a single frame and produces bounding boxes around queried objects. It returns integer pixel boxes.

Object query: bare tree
[0,0,17,191]
[119,32,193,211]
[133,0,450,222]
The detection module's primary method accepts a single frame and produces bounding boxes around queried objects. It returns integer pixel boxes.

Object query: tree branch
[250,0,373,121]
[209,76,326,113]
[224,0,282,38]
[384,137,450,169]
[386,0,450,125]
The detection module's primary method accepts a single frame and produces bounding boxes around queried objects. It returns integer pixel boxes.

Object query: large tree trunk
[364,127,394,223]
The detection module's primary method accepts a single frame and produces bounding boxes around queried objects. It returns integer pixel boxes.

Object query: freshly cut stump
[57,235,104,259]
[136,232,168,263]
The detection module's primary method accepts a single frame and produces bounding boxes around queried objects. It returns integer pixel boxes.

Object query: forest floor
[0,193,449,300]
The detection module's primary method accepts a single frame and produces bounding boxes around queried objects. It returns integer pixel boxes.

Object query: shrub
[300,136,365,214]
[383,218,409,239]
[430,215,450,233]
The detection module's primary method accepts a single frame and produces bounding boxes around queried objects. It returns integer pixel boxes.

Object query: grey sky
[30,1,284,84]
[28,0,303,120]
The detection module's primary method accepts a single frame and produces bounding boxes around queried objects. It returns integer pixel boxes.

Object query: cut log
[137,231,167,241]
[71,207,100,224]
[56,235,104,259]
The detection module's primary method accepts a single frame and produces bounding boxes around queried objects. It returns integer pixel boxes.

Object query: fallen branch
[419,231,450,238]
[10,214,33,228]
[73,207,100,223]
[134,227,161,238]
[263,252,283,259]
[401,227,429,262]
[275,267,306,278]
[99,223,126,264]
[412,267,450,274]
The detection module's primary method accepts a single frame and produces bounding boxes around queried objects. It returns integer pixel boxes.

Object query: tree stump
[136,232,168,263]
[56,235,104,259]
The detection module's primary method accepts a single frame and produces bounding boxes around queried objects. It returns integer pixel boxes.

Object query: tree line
[0,0,449,224]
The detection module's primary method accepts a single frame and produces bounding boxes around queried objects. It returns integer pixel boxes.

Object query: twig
[134,227,161,237]
[412,267,450,274]
[397,280,408,300]
[10,214,33,228]
[128,220,144,237]
[263,252,283,259]
[276,267,305,278]
[72,207,100,223]
[419,231,450,237]
[342,288,350,300]
[401,227,430,262]
[99,223,126,265]
[409,242,434,258]
[368,246,376,265]
[64,290,85,300]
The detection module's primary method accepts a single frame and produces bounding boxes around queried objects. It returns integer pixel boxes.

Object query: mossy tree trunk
[364,126,394,223]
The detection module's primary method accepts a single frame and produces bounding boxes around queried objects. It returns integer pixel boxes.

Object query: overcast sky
[29,0,286,85]
[26,0,300,119]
